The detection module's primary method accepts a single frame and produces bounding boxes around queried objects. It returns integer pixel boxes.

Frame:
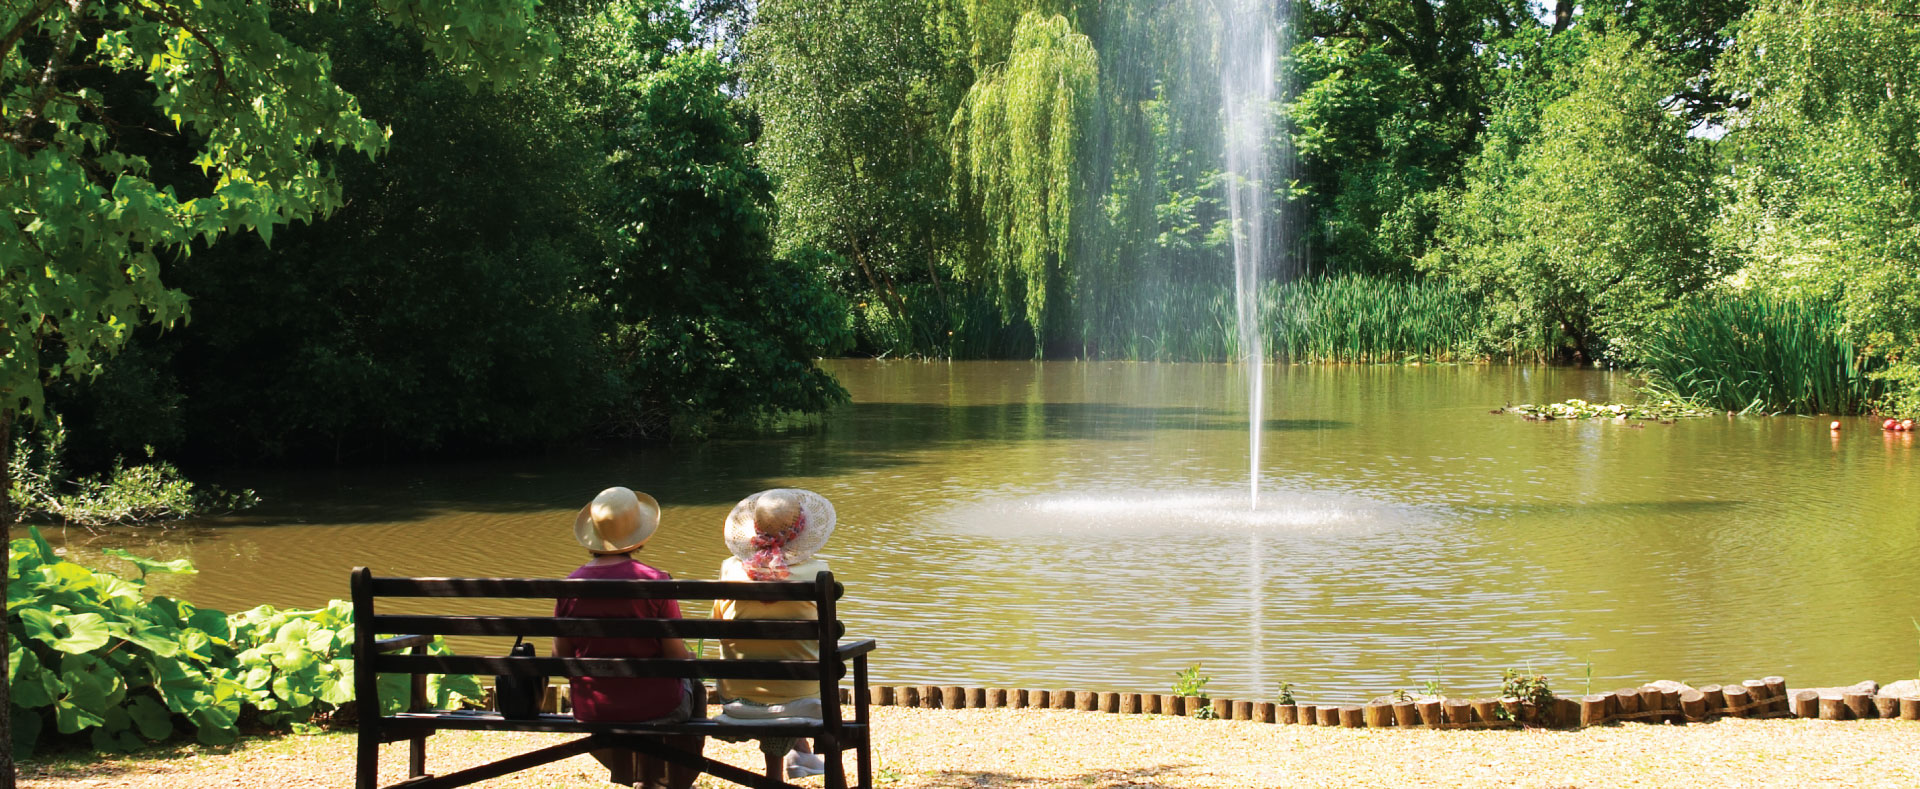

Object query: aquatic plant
[7,527,477,758]
[8,416,258,527]
[1638,293,1880,415]
[1504,398,1714,421]
[1276,681,1297,706]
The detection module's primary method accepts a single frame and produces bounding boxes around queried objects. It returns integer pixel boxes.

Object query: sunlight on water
[937,488,1427,537]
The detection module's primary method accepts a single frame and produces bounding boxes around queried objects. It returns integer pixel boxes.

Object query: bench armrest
[373,634,435,654]
[835,638,877,658]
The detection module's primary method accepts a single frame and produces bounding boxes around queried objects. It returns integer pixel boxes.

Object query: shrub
[7,527,478,759]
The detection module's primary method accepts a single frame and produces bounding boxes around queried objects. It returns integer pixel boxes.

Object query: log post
[1159,695,1180,716]
[1183,696,1207,716]
[1902,697,1920,721]
[1638,687,1665,723]
[1612,688,1642,721]
[1278,704,1298,724]
[900,686,921,707]
[1033,690,1050,708]
[1843,692,1873,720]
[876,686,895,706]
[966,687,986,708]
[1742,680,1769,717]
[1581,694,1612,727]
[986,688,1007,708]
[1120,693,1141,714]
[1143,694,1162,715]
[1077,692,1100,713]
[1393,701,1418,728]
[1418,700,1443,728]
[1473,700,1502,727]
[1873,696,1900,720]
[1722,685,1749,718]
[1444,699,1473,728]
[1763,677,1787,716]
[1318,706,1340,726]
[1819,696,1846,721]
[1210,697,1231,719]
[1099,692,1120,713]
[919,685,940,709]
[1053,691,1075,710]
[943,686,966,710]
[1791,691,1819,719]
[1700,685,1725,718]
[1679,689,1706,723]
[1011,688,1029,708]
[1256,702,1276,723]
[1659,688,1681,723]
[1339,706,1364,728]
[1554,697,1581,728]
[1232,700,1252,720]
[1363,703,1394,728]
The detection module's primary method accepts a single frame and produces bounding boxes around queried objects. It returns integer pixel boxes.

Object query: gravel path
[20,707,1919,788]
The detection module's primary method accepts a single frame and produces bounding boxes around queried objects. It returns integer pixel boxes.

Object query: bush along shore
[6,528,478,760]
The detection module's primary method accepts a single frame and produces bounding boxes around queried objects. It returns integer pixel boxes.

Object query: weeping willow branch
[949,12,1098,343]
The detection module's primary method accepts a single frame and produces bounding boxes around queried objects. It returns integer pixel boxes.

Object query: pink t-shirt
[555,560,685,722]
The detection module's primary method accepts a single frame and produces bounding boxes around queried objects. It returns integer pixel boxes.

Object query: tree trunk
[1552,0,1574,33]
[3,408,14,789]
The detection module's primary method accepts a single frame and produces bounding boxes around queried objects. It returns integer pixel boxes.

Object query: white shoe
[784,752,825,779]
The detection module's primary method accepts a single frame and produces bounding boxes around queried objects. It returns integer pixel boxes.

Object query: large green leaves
[6,527,477,757]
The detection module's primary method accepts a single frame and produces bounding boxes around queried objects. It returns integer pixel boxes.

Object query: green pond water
[55,360,1920,705]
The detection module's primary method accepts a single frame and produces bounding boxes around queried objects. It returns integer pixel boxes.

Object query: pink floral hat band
[744,510,807,581]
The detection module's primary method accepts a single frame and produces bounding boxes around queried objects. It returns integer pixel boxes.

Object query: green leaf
[12,705,43,760]
[10,646,65,708]
[54,698,107,734]
[126,695,174,741]
[103,548,197,579]
[49,612,114,654]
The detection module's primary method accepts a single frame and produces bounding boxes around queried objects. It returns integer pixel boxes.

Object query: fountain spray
[1220,0,1277,510]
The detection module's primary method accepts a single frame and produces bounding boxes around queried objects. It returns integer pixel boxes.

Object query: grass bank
[21,707,1918,788]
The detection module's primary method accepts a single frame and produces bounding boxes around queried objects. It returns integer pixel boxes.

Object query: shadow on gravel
[923,764,1200,787]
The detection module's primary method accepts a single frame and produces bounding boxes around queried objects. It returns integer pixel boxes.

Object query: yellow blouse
[710,556,829,704]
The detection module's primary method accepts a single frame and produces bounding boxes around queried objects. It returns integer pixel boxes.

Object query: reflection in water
[51,360,1920,704]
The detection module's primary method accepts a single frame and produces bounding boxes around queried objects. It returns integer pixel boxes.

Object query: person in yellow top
[711,488,835,780]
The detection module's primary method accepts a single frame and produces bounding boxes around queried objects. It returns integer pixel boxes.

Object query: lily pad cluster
[7,527,479,758]
[1503,398,1716,421]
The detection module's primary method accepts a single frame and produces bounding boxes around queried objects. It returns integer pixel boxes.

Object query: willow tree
[949,11,1098,346]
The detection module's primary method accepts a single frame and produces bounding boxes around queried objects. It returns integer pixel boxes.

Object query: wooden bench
[350,567,876,789]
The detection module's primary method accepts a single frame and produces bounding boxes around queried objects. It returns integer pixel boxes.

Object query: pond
[56,360,1920,705]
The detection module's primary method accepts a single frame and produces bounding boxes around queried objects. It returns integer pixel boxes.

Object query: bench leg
[409,734,428,778]
[357,713,379,789]
[820,736,846,789]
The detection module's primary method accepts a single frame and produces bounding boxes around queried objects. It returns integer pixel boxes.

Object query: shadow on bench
[350,568,876,789]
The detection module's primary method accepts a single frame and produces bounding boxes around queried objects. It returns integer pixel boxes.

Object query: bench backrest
[350,567,848,712]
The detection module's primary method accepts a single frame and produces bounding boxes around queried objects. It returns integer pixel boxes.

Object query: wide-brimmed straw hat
[725,489,835,579]
[574,487,662,554]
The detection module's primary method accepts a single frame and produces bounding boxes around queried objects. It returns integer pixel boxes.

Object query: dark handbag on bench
[494,636,546,719]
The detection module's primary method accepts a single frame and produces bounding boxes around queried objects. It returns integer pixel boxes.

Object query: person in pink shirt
[555,486,705,789]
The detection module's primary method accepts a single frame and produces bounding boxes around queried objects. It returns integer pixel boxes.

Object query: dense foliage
[7,527,475,759]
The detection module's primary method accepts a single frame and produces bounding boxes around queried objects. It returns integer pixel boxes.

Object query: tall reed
[1638,293,1879,414]
[1261,275,1486,363]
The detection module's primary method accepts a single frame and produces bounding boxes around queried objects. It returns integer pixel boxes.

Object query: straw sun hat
[574,486,662,554]
[725,488,835,580]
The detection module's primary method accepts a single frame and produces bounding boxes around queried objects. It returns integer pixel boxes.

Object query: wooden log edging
[846,675,1920,730]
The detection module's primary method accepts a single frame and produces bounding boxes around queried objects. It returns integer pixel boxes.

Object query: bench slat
[369,577,839,601]
[376,654,840,680]
[383,711,864,741]
[372,615,841,641]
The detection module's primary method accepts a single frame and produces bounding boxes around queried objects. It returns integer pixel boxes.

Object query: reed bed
[1639,293,1879,415]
